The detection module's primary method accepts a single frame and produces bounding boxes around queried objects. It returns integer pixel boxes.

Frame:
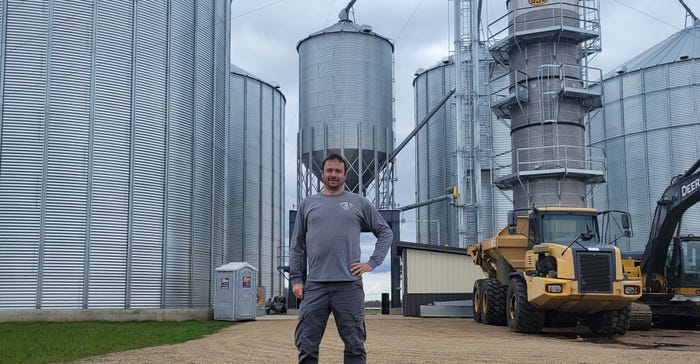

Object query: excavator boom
[641,158,700,275]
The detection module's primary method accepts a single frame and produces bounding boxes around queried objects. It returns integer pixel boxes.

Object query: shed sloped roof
[606,22,700,77]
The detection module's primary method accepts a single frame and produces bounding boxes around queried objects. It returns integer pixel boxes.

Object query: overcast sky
[230,0,695,300]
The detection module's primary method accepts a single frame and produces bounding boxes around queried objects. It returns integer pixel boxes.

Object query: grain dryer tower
[489,0,605,210]
[296,1,394,206]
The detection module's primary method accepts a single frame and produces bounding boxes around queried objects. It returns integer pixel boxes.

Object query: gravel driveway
[74,314,700,363]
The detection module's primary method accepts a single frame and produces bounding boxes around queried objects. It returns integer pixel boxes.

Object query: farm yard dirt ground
[74,314,700,363]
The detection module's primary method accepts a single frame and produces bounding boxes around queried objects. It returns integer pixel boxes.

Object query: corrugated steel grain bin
[0,0,230,310]
[214,262,257,322]
[228,65,286,302]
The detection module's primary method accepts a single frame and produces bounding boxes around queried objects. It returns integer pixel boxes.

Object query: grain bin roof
[297,20,394,51]
[605,21,700,77]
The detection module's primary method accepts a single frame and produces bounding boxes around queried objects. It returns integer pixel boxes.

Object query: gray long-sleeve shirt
[289,191,393,286]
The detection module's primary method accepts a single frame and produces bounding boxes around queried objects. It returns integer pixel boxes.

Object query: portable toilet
[214,262,257,321]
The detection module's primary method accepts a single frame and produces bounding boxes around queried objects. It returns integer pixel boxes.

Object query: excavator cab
[666,235,700,289]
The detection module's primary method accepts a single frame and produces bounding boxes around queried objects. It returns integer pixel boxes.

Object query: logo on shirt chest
[339,201,354,210]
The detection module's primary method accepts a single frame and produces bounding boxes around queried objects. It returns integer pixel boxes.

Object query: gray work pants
[294,280,366,364]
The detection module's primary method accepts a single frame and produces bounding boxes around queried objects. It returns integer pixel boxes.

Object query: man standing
[290,153,394,364]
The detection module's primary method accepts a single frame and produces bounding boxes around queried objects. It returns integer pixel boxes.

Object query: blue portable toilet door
[236,267,255,319]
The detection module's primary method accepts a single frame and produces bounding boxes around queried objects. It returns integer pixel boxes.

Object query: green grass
[0,320,233,364]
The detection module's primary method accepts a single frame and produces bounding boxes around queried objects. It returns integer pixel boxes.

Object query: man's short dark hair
[322,153,348,173]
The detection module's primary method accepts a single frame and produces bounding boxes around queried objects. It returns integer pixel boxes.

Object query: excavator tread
[628,302,653,331]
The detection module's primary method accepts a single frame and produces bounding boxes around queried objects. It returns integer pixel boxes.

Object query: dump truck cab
[521,207,602,247]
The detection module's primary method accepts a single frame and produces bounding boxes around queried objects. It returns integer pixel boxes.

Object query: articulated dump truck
[467,207,643,335]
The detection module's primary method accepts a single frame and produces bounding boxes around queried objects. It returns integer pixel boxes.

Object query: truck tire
[588,306,631,336]
[481,278,507,326]
[506,277,544,333]
[473,279,485,323]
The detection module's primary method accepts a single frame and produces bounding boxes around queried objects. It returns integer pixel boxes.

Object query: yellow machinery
[623,158,700,329]
[467,207,643,335]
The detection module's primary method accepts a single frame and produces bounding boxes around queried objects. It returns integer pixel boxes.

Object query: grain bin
[413,51,511,247]
[297,16,394,202]
[0,0,230,310]
[228,65,286,301]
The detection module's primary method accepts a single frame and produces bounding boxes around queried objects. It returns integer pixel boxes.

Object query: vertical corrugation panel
[694,59,700,84]
[0,0,47,308]
[646,128,672,227]
[445,67,456,243]
[622,95,643,134]
[416,63,444,245]
[643,65,667,92]
[621,72,642,99]
[260,86,274,294]
[606,139,626,214]
[244,80,261,271]
[165,1,196,308]
[478,64,492,167]
[480,171,493,239]
[273,91,285,296]
[624,134,649,250]
[427,67,447,244]
[414,74,429,243]
[41,0,92,309]
[602,77,619,103]
[604,100,622,138]
[680,128,700,236]
[645,90,669,130]
[671,126,699,173]
[672,125,700,237]
[492,118,512,230]
[669,61,693,89]
[208,0,229,305]
[228,75,245,261]
[644,128,675,250]
[211,0,229,296]
[670,87,694,127]
[588,109,604,144]
[88,0,132,309]
[192,0,214,308]
[130,0,168,308]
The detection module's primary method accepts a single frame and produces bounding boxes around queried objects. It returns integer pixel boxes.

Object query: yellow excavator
[624,158,700,329]
[467,207,643,335]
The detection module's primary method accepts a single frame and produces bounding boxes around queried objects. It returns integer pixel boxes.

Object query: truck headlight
[546,284,562,293]
[624,286,639,295]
